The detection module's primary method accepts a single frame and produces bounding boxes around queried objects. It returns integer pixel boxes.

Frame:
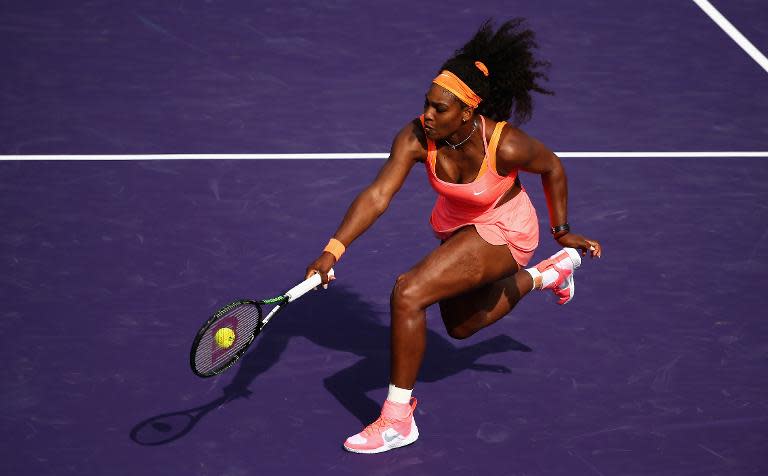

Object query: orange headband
[431,62,488,108]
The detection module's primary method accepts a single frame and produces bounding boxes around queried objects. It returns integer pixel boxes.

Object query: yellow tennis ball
[214,327,236,349]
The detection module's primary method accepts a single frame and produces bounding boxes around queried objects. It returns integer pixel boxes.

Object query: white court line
[0,152,766,160]
[692,0,768,73]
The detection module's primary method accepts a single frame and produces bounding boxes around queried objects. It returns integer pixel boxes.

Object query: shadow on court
[130,286,531,445]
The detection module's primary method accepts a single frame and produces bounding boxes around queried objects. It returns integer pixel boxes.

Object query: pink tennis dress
[422,115,539,266]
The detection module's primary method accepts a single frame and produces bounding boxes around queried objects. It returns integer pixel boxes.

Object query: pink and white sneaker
[343,398,419,454]
[534,247,582,305]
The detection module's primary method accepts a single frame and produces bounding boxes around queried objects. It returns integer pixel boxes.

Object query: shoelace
[362,413,412,436]
[362,416,397,436]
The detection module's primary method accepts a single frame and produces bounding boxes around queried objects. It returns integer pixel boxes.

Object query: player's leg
[343,227,581,453]
[388,225,521,390]
[439,270,533,340]
[439,242,583,338]
[344,225,518,453]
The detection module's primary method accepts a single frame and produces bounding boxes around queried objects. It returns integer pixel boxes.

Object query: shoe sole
[343,422,420,454]
[558,274,575,305]
[557,248,581,305]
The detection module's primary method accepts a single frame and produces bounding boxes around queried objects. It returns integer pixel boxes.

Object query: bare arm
[305,120,425,282]
[496,127,567,229]
[332,122,423,246]
[496,127,602,258]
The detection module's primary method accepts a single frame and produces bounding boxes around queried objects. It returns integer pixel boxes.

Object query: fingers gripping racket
[190,269,334,378]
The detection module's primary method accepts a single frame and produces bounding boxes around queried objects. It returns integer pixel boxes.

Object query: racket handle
[285,268,335,302]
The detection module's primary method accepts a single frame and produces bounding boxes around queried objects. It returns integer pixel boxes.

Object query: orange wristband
[323,238,346,261]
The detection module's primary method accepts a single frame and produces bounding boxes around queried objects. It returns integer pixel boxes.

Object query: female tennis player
[305,18,602,454]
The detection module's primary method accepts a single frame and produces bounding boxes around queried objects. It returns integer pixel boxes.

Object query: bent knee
[441,305,484,340]
[446,325,475,340]
[391,273,427,310]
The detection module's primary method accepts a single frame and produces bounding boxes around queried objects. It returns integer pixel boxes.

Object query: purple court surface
[2,1,767,475]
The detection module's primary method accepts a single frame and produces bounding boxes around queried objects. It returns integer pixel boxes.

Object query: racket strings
[193,303,263,375]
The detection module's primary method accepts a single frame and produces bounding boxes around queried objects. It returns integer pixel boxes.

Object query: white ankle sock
[524,266,559,289]
[387,384,412,404]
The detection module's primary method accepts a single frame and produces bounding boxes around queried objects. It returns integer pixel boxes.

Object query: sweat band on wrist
[323,238,346,261]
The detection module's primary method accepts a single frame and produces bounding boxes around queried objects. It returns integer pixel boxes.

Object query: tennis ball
[214,327,236,349]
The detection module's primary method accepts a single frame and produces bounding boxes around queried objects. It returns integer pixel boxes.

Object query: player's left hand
[556,233,602,258]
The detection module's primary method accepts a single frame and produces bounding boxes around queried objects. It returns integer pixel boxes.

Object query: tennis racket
[190,269,334,378]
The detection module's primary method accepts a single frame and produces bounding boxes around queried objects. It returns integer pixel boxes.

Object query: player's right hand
[305,252,336,288]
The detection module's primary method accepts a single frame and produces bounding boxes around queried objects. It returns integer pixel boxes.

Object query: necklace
[443,119,477,150]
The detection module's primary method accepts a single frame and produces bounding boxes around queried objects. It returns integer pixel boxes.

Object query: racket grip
[286,268,335,302]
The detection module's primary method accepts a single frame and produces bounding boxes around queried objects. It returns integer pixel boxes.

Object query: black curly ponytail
[439,18,553,124]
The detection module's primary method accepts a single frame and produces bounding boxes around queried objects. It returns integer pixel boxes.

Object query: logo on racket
[210,316,239,363]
